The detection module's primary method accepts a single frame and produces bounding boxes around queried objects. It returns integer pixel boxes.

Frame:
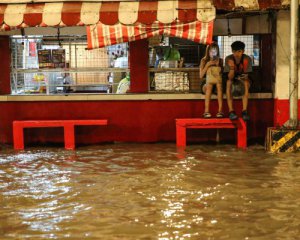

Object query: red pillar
[0,36,11,95]
[129,39,149,93]
[13,122,25,150]
[64,123,75,150]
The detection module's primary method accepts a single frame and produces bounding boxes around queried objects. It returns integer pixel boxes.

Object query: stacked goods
[158,60,178,68]
[154,72,189,91]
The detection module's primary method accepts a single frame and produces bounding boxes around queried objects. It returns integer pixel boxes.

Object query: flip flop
[216,112,224,118]
[203,112,212,118]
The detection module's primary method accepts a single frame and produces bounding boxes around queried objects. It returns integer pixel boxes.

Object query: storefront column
[129,39,149,93]
[0,36,11,95]
[288,0,299,127]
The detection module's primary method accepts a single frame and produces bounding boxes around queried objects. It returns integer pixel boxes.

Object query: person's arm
[239,55,253,81]
[199,59,206,79]
[227,59,235,81]
[219,58,224,72]
[244,55,253,79]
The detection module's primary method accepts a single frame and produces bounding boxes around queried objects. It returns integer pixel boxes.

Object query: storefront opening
[10,35,129,95]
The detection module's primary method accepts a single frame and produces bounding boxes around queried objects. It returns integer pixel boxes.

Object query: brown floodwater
[0,143,300,239]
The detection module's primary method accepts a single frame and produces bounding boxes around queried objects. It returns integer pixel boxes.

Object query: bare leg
[204,83,213,113]
[226,80,234,112]
[242,80,250,111]
[202,82,207,94]
[216,83,223,113]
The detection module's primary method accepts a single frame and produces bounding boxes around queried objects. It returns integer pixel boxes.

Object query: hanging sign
[52,49,66,68]
[29,41,37,57]
[38,49,52,68]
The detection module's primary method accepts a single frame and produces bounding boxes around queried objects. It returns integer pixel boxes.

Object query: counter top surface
[0,93,273,102]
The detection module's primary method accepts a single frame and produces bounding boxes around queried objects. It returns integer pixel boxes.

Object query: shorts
[230,77,251,97]
[231,80,245,97]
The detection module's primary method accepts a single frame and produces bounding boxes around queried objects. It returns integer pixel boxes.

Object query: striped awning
[0,0,291,30]
[0,0,216,30]
[87,21,214,49]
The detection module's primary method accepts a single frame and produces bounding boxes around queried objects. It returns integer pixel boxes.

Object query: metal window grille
[10,36,129,95]
[217,35,260,66]
[149,38,204,93]
[150,68,201,93]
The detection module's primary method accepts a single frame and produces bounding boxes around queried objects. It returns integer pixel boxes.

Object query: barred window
[149,36,204,93]
[10,34,261,95]
[10,36,129,95]
[217,35,260,66]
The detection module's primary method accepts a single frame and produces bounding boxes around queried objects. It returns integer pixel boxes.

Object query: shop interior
[7,15,273,96]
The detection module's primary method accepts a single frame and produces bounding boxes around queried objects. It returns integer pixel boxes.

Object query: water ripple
[0,143,300,239]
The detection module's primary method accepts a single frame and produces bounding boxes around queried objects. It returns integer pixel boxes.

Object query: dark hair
[231,41,245,51]
[203,42,220,64]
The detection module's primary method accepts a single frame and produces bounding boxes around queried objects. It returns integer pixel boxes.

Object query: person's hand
[237,74,248,81]
[206,60,218,67]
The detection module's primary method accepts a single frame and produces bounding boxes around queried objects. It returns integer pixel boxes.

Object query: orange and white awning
[0,0,216,30]
[0,0,288,48]
[0,0,290,30]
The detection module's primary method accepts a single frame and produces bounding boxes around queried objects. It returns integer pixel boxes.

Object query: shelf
[11,67,130,74]
[149,67,199,72]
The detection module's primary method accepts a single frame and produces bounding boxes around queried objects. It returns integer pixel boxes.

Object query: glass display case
[10,36,129,94]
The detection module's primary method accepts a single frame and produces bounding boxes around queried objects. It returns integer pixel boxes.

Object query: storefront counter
[0,93,272,102]
[0,93,274,146]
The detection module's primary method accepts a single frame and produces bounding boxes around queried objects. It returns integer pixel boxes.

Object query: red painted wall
[129,39,149,93]
[274,99,300,127]
[0,35,275,147]
[0,99,273,147]
[0,36,11,95]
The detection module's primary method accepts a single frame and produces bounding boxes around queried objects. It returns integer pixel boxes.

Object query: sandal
[216,112,224,118]
[203,112,212,118]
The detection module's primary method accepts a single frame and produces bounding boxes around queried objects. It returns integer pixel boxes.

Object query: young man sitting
[224,41,252,121]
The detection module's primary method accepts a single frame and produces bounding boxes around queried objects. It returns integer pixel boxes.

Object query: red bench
[176,118,247,149]
[13,120,108,150]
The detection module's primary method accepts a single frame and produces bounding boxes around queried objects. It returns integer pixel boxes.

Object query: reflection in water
[0,144,300,239]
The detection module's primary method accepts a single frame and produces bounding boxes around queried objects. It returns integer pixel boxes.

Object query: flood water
[1,143,300,239]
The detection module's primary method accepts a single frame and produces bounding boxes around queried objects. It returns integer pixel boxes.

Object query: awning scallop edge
[0,0,216,30]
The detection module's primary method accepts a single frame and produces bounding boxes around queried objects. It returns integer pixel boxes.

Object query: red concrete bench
[13,120,108,150]
[176,118,247,149]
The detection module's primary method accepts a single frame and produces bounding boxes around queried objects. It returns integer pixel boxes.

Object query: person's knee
[244,78,250,86]
[207,83,213,89]
[215,83,222,93]
[206,84,213,93]
[226,80,232,92]
[202,84,207,93]
[244,81,250,96]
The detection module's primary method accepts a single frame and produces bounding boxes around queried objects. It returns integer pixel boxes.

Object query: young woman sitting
[199,42,224,118]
